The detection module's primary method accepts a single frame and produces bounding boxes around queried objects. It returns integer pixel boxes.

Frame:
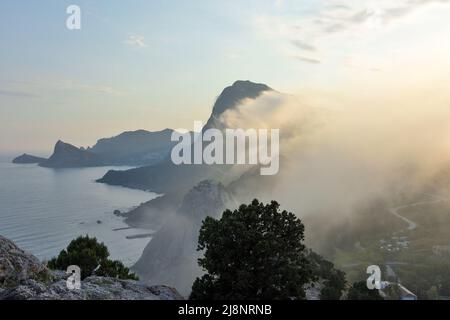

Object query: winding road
[388,193,450,231]
[341,193,450,270]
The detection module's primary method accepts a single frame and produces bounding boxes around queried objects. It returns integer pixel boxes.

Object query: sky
[1,0,450,154]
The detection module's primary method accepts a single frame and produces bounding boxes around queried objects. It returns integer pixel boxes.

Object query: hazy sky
[1,0,450,154]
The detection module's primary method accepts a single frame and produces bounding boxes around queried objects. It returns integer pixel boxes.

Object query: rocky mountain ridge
[97,80,272,193]
[13,129,176,168]
[40,140,106,168]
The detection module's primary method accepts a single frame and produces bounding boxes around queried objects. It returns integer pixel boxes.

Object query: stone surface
[1,276,183,300]
[0,235,183,300]
[0,235,50,288]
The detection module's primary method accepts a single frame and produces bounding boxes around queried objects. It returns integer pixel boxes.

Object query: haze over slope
[100,75,450,296]
[218,75,450,233]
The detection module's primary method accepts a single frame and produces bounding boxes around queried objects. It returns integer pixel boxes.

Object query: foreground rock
[0,235,183,300]
[0,236,50,288]
[1,276,183,300]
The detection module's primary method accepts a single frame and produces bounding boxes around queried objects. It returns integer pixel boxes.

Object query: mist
[131,71,450,294]
[219,74,450,227]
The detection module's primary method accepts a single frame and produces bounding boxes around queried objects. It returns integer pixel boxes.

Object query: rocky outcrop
[12,154,47,164]
[40,140,106,168]
[177,180,236,219]
[133,180,237,296]
[1,275,183,300]
[0,235,183,300]
[0,236,50,288]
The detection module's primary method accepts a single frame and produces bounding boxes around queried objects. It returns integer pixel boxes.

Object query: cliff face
[204,80,272,131]
[40,140,106,168]
[133,180,237,296]
[0,235,183,300]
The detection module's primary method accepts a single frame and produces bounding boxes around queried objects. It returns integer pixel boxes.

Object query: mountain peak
[40,140,105,168]
[231,80,271,89]
[211,80,272,117]
[53,140,79,152]
[55,140,69,148]
[203,80,272,130]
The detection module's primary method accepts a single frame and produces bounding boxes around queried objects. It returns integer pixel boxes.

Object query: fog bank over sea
[0,159,156,266]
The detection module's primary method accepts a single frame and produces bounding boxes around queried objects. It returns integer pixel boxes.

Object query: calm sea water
[0,159,156,266]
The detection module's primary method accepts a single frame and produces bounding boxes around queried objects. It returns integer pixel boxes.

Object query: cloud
[295,56,321,64]
[253,0,450,63]
[0,89,39,98]
[124,35,148,48]
[327,0,450,26]
[382,6,414,22]
[348,9,374,24]
[326,4,352,11]
[291,40,316,51]
[323,23,346,33]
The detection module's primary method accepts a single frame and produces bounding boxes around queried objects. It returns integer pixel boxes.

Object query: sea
[0,154,156,266]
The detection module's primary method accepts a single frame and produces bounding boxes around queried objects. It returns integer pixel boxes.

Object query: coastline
[0,162,155,265]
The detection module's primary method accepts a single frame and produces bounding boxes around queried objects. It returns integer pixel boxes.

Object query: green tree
[48,235,138,280]
[190,199,314,300]
[96,259,138,280]
[347,281,383,300]
[307,251,347,300]
[320,270,347,300]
